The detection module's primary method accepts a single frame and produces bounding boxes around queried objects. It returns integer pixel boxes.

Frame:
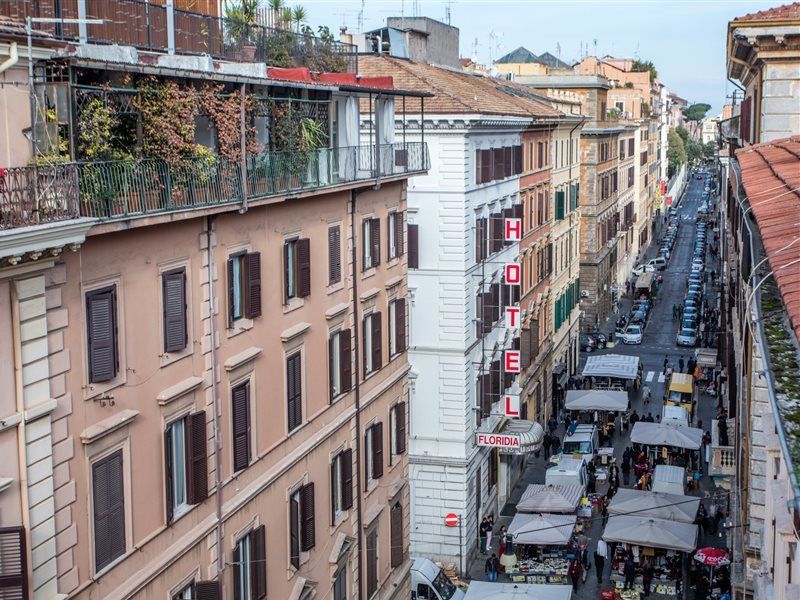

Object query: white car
[621,324,643,345]
[691,259,704,272]
[632,264,656,276]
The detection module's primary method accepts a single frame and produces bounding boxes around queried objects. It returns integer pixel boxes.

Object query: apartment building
[0,7,428,600]
[616,127,638,285]
[358,55,559,567]
[719,4,800,598]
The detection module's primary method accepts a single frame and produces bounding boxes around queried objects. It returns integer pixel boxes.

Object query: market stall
[607,488,699,524]
[602,515,699,597]
[630,422,703,450]
[506,513,577,585]
[565,390,629,412]
[582,354,641,380]
[516,484,585,514]
[463,581,573,600]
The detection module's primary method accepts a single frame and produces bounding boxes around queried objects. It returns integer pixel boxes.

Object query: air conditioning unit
[580,290,589,298]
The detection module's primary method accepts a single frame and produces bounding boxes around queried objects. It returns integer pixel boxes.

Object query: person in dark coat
[630,411,640,427]
[679,356,685,373]
[642,558,654,596]
[569,558,581,592]
[485,553,500,582]
[548,415,558,434]
[542,433,551,460]
[622,447,633,485]
[594,550,605,581]
[623,554,636,590]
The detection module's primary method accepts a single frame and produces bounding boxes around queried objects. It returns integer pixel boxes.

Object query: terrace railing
[1,143,426,227]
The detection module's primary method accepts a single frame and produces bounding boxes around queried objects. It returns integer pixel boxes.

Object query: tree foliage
[668,128,686,177]
[631,59,658,83]
[703,141,717,158]
[683,103,711,122]
[675,126,690,146]
[686,138,703,164]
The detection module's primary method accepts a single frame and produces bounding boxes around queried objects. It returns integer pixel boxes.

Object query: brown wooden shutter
[244,252,262,318]
[0,527,27,600]
[250,525,267,599]
[395,299,406,352]
[231,383,250,472]
[228,256,236,325]
[233,541,242,596]
[490,215,503,253]
[287,353,302,431]
[370,218,381,266]
[328,225,341,285]
[371,312,382,371]
[390,502,404,568]
[300,483,315,551]
[505,146,513,177]
[366,529,378,596]
[481,149,491,183]
[491,283,501,323]
[297,239,311,298]
[531,319,540,358]
[339,330,352,393]
[475,149,482,184]
[480,372,492,416]
[194,580,221,600]
[186,411,208,505]
[342,449,354,509]
[396,212,405,256]
[407,224,419,268]
[92,450,125,572]
[520,327,532,369]
[372,423,384,479]
[481,291,493,335]
[490,359,501,398]
[395,402,407,454]
[283,243,291,300]
[289,494,300,569]
[86,286,117,383]
[475,218,485,262]
[162,269,187,353]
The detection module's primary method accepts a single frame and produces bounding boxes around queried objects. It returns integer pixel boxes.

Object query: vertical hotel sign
[503,214,521,418]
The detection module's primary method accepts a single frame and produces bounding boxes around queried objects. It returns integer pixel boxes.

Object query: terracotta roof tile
[358,55,562,118]
[734,2,800,23]
[735,135,800,340]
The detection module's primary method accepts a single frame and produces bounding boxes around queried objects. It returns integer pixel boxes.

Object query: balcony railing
[3,0,357,72]
[710,418,735,477]
[1,143,427,227]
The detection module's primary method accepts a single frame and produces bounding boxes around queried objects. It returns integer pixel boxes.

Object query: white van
[646,256,668,270]
[411,557,466,600]
[545,457,588,488]
[661,405,689,428]
[651,464,686,496]
[560,424,599,461]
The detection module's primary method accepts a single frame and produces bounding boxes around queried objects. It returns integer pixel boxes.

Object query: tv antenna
[358,0,366,33]
[445,0,453,24]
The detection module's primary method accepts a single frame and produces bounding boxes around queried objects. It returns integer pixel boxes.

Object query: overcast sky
[296,0,780,114]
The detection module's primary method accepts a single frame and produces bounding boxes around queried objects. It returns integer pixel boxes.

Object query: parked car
[621,324,643,345]
[632,263,657,277]
[677,324,698,347]
[683,308,699,324]
[691,259,704,273]
[688,284,703,296]
[630,309,648,325]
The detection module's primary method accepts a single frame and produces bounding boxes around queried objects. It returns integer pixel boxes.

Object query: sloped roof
[537,51,570,69]
[735,135,800,341]
[358,55,561,118]
[734,2,800,22]
[496,46,539,64]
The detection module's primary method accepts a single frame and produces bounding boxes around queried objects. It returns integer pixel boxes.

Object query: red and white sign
[444,513,459,527]
[504,218,522,242]
[504,306,520,330]
[504,263,521,285]
[476,432,521,449]
[504,350,520,373]
[504,394,520,418]
[665,195,673,207]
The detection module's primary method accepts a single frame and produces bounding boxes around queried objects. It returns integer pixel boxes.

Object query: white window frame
[167,415,191,520]
[365,425,374,487]
[363,219,374,269]
[230,252,246,321]
[390,404,399,460]
[235,533,252,600]
[331,329,342,398]
[290,486,304,555]
[388,212,397,259]
[332,453,344,520]
[364,313,374,375]
[285,239,298,300]
[388,301,397,357]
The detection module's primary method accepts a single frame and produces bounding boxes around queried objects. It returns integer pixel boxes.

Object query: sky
[294,0,783,114]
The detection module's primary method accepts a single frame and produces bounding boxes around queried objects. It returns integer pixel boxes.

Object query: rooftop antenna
[472,36,479,61]
[593,38,598,57]
[556,42,561,59]
[445,0,453,24]
[358,0,366,33]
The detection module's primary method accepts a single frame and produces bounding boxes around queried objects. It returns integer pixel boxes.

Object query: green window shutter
[556,191,565,220]
[575,184,580,208]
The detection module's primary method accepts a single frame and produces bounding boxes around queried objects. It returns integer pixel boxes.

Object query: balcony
[2,143,428,226]
[3,0,357,72]
[709,418,735,479]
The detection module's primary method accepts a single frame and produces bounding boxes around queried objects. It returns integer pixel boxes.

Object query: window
[165,412,208,523]
[328,226,342,285]
[330,449,354,522]
[287,352,303,432]
[388,211,404,260]
[363,312,382,376]
[329,329,352,400]
[289,483,315,569]
[536,141,543,168]
[162,268,188,353]
[366,528,379,597]
[362,217,380,270]
[333,567,347,600]
[92,450,126,572]
[233,526,266,600]
[619,139,626,159]
[408,224,419,268]
[172,583,194,600]
[284,239,310,301]
[390,402,407,461]
[388,298,406,358]
[390,502,404,568]
[365,422,384,487]
[488,448,498,489]
[475,217,487,262]
[0,528,26,599]
[628,138,635,155]
[86,285,118,383]
[231,381,251,472]
[227,252,261,324]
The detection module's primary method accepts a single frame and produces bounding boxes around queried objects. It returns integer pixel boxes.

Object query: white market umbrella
[630,421,703,449]
[516,484,585,513]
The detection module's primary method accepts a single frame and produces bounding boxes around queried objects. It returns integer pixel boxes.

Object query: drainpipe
[239,83,249,213]
[205,215,226,595]
[0,42,18,74]
[374,94,382,190]
[350,189,365,600]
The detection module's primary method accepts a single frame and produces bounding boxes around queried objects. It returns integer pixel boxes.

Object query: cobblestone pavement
[466,172,727,599]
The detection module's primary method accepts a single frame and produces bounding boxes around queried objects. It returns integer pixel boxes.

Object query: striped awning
[516,483,585,513]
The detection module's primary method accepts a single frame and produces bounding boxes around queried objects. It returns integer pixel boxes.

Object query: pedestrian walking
[479,517,488,554]
[485,516,494,553]
[645,412,654,423]
[642,385,651,406]
[672,304,678,320]
[622,447,633,485]
[642,558,654,596]
[548,415,558,434]
[594,550,605,581]
[679,356,685,373]
[714,505,725,534]
[623,554,636,590]
[630,410,640,427]
[485,553,500,582]
[601,495,610,525]
[569,558,581,592]
[663,355,670,375]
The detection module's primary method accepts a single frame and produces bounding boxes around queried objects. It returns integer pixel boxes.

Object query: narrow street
[468,172,727,599]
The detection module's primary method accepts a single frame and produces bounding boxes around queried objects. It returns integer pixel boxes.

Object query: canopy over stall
[582,354,640,379]
[695,348,717,367]
[516,484,586,514]
[463,582,573,600]
[669,373,694,395]
[607,488,700,524]
[565,390,628,412]
[508,513,577,546]
[602,515,699,552]
[630,421,703,449]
